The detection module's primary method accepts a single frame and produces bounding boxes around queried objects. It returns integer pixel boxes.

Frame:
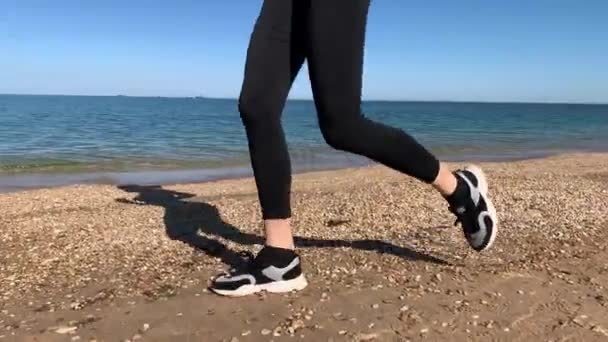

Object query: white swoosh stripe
[262,257,300,282]
[457,171,481,206]
[471,211,491,247]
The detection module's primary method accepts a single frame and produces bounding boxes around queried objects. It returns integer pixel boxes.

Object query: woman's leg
[306,0,497,252]
[306,0,440,183]
[210,0,310,297]
[238,0,308,249]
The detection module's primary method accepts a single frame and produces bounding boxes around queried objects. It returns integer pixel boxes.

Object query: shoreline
[0,148,598,194]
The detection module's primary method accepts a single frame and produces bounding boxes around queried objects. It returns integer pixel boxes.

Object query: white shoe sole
[210,274,308,297]
[464,164,498,251]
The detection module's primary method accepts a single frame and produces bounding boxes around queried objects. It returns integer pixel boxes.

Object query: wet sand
[1,153,607,341]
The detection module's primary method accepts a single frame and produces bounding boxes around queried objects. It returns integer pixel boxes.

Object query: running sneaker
[209,246,308,297]
[446,165,498,251]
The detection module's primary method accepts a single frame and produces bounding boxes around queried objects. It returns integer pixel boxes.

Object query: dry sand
[1,153,607,341]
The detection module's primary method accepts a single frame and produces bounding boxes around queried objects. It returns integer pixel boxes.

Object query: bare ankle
[432,163,458,196]
[264,219,295,250]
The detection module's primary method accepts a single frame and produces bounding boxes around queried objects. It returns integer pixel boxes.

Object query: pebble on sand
[55,326,78,334]
[357,333,379,341]
[591,325,608,337]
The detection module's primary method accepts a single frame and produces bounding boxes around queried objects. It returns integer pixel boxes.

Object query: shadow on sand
[116,185,450,269]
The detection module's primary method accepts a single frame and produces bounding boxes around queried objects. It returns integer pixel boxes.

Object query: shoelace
[238,250,255,263]
[449,204,480,237]
[225,250,257,275]
[448,205,463,226]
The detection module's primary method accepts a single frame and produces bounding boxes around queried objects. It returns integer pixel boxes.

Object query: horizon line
[1,93,606,106]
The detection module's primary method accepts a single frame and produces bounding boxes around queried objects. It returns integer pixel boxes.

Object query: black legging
[238,0,440,219]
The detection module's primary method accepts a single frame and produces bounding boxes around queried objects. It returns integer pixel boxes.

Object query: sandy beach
[1,153,607,341]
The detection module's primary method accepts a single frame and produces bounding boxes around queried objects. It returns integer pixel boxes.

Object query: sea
[1,94,607,192]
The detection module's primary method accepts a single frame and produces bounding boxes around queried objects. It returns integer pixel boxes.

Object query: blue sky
[1,0,607,103]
